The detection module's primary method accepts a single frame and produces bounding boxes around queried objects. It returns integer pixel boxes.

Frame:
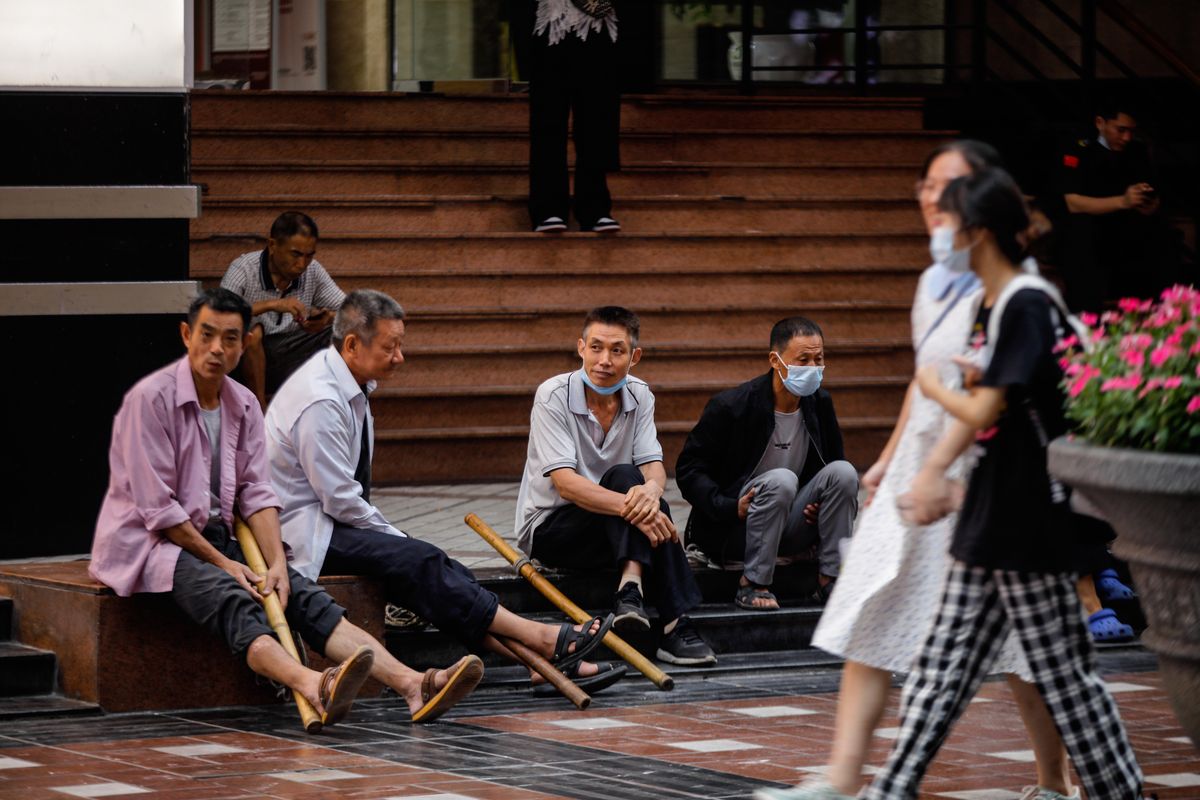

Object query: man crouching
[89,288,482,727]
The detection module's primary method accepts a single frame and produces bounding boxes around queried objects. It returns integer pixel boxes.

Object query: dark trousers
[528,29,619,227]
[531,464,702,623]
[323,526,500,649]
[171,520,346,658]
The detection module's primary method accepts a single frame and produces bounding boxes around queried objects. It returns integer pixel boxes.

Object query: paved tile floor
[1,661,1195,799]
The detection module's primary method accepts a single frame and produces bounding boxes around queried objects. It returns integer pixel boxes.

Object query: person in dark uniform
[1058,98,1179,311]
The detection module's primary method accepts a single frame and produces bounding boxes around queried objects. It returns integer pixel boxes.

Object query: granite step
[0,694,101,720]
[0,596,11,641]
[192,160,922,198]
[0,642,58,697]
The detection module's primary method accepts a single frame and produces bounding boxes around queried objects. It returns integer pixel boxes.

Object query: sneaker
[582,216,621,232]
[534,216,567,232]
[753,778,854,800]
[613,581,651,633]
[656,615,717,666]
[1018,786,1081,800]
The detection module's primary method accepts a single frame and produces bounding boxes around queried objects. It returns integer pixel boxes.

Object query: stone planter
[1048,437,1200,748]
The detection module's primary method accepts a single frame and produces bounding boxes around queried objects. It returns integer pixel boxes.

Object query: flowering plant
[1058,284,1200,454]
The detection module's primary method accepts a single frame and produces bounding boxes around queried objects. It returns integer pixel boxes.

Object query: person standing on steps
[528,0,622,233]
[755,141,1080,800]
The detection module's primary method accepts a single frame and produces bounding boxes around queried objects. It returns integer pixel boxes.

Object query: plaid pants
[863,562,1143,800]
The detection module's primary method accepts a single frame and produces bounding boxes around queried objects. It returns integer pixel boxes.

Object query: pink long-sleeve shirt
[89,357,280,596]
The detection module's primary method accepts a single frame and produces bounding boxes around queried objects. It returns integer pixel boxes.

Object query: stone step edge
[338,300,912,319]
[193,159,925,172]
[191,126,955,139]
[191,230,928,242]
[376,416,896,441]
[189,264,926,279]
[199,194,918,207]
[370,376,912,400]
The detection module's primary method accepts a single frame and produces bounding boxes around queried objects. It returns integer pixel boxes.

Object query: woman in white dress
[756,141,1076,800]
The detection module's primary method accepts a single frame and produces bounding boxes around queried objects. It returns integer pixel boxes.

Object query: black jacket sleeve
[675,394,741,523]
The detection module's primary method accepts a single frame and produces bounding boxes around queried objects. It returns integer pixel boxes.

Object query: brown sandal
[318,644,374,727]
[412,654,484,724]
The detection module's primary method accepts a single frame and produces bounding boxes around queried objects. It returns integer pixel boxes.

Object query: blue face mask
[579,368,627,396]
[772,354,823,397]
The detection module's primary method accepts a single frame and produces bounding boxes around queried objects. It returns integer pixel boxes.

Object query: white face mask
[929,225,973,274]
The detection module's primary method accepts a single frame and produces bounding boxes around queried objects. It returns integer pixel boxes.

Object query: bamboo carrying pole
[464,513,674,691]
[233,517,323,733]
[494,634,591,710]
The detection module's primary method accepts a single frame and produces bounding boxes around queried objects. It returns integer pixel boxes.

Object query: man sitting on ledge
[677,315,858,610]
[265,289,623,697]
[89,288,481,726]
[516,305,716,667]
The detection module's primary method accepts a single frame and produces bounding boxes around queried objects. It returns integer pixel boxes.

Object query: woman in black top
[862,169,1143,800]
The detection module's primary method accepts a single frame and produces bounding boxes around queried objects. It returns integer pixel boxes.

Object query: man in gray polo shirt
[517,306,716,666]
[220,211,345,408]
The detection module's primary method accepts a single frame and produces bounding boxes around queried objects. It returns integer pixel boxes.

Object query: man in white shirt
[266,290,623,697]
[517,306,716,666]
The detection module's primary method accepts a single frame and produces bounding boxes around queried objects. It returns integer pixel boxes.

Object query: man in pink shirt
[89,288,482,727]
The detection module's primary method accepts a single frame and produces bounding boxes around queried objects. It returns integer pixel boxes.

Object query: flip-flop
[1095,569,1136,601]
[531,661,627,698]
[318,644,375,727]
[412,654,484,724]
[552,613,615,673]
[735,583,780,611]
[1088,608,1134,643]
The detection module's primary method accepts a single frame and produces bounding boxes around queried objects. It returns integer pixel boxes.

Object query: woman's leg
[1006,674,1072,795]
[826,660,893,793]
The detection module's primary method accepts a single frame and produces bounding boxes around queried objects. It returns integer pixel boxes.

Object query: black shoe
[534,216,567,232]
[811,578,836,605]
[581,216,621,233]
[656,616,717,666]
[613,581,650,633]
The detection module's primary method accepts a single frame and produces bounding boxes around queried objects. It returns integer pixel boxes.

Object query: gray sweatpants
[739,462,858,585]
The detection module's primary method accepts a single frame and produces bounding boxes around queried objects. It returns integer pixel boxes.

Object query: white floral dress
[811,265,1032,680]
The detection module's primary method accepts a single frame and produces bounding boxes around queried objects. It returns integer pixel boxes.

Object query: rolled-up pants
[171,520,345,659]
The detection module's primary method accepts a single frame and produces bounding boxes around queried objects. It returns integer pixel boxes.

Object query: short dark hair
[920,139,1005,180]
[1096,95,1138,122]
[269,210,319,242]
[333,289,405,351]
[770,316,823,352]
[937,168,1031,265]
[188,288,251,331]
[582,306,640,348]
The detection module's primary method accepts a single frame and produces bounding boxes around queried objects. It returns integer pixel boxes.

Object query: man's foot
[810,577,836,605]
[534,216,567,232]
[735,580,781,610]
[318,645,375,727]
[656,616,716,666]
[753,777,855,799]
[410,654,485,723]
[581,216,621,233]
[613,581,651,633]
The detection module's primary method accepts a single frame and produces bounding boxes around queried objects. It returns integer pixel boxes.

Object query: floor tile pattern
[0,658,1194,799]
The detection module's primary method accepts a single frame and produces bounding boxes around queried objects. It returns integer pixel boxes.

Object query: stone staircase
[0,596,98,718]
[190,91,939,483]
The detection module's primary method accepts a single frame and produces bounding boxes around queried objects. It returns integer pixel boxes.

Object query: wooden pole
[494,634,591,710]
[464,513,674,691]
[234,517,323,733]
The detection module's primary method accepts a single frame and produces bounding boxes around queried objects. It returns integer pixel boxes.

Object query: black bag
[570,0,614,18]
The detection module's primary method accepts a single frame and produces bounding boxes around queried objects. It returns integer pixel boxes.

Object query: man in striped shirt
[220,211,345,408]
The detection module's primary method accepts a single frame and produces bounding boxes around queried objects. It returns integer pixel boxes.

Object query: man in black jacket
[677,316,858,610]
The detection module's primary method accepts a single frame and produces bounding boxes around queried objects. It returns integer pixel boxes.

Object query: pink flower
[1164,376,1184,389]
[1192,340,1200,356]
[1189,396,1200,414]
[1150,344,1182,368]
[1118,297,1152,313]
[1101,311,1124,325]
[1120,349,1145,368]
[1068,365,1102,398]
[1100,373,1143,393]
[1054,334,1079,353]
[1065,361,1083,376]
[1079,311,1099,327]
[1161,285,1199,305]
